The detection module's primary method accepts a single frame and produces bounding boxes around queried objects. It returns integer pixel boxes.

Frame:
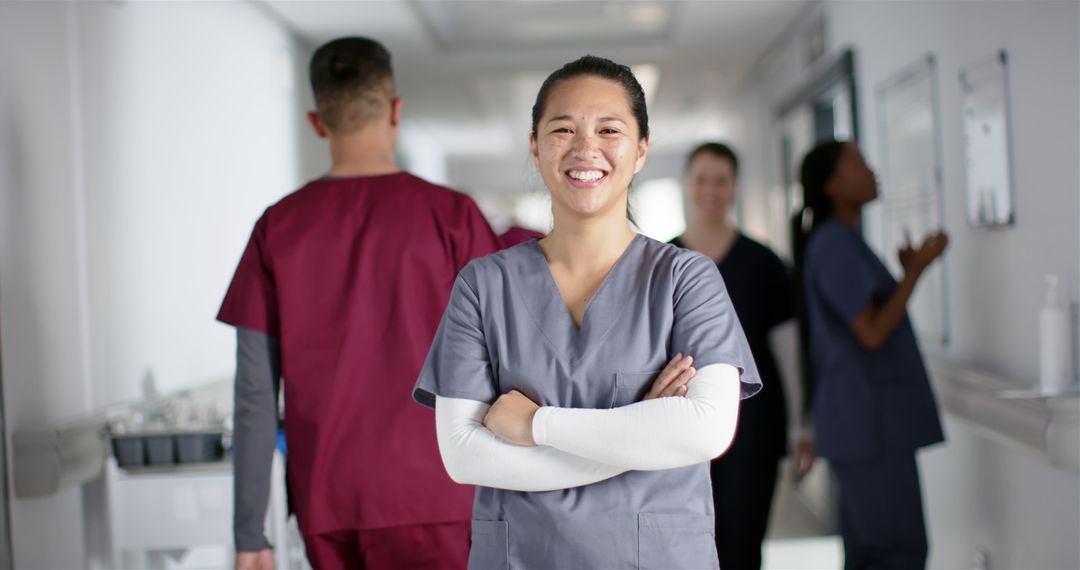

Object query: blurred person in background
[218,37,500,570]
[793,139,947,570]
[670,142,794,570]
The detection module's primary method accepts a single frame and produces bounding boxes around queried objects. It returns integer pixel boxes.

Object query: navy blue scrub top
[415,235,761,569]
[803,220,944,462]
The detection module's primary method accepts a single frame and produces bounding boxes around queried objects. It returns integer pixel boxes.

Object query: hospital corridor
[0,1,1078,569]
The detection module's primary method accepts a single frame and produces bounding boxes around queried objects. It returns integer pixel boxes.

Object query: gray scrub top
[414,234,761,570]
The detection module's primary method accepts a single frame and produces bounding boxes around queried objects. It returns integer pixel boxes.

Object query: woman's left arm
[487,363,740,471]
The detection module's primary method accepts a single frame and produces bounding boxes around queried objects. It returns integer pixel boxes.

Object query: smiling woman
[530,57,649,228]
[413,55,763,569]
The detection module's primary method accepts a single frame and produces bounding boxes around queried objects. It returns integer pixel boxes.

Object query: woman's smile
[564,167,609,188]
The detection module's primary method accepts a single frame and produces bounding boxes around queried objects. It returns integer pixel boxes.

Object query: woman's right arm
[433,355,697,491]
[848,232,948,350]
[418,271,657,493]
[435,396,626,492]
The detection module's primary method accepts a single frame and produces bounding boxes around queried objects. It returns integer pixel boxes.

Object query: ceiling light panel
[414,0,674,52]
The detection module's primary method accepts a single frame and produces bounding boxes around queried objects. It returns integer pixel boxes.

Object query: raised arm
[848,232,948,350]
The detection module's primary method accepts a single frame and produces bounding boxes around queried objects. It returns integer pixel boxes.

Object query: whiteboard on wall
[876,54,949,346]
[960,50,1015,228]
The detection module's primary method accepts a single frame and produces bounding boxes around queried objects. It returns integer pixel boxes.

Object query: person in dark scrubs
[218,37,500,570]
[669,142,793,570]
[793,139,947,570]
[414,56,762,569]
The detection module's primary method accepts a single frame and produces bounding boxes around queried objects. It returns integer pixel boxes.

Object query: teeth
[568,170,604,181]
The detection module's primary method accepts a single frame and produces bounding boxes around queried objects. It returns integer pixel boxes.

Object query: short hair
[309,37,394,134]
[685,142,739,177]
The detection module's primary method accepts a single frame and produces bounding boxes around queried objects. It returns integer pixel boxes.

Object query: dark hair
[530,55,649,140]
[309,37,394,133]
[790,139,848,417]
[791,139,847,281]
[684,142,739,177]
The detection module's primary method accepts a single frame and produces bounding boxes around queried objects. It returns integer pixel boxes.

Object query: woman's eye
[552,127,572,134]
[600,128,619,135]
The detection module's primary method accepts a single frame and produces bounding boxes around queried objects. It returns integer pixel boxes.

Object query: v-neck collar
[519,234,645,363]
[716,233,745,272]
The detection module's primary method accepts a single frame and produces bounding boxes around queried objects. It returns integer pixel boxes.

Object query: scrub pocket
[615,370,663,407]
[468,520,508,570]
[637,513,719,570]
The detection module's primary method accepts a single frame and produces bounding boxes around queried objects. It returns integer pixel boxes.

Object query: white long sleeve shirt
[434,363,740,491]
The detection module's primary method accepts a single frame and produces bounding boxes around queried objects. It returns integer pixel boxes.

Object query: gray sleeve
[233,327,281,552]
[413,272,498,408]
[670,253,762,399]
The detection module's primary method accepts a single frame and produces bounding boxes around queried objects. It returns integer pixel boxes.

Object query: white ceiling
[263,0,808,190]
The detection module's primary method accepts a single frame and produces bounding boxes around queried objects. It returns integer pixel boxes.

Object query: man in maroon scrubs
[219,37,499,570]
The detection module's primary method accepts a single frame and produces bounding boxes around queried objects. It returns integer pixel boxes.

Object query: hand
[901,231,949,275]
[916,230,949,265]
[236,549,274,570]
[484,390,540,446]
[643,354,696,400]
[898,243,917,273]
[795,436,816,479]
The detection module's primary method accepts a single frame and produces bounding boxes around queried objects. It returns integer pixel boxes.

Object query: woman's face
[684,152,736,223]
[827,143,879,207]
[530,75,649,222]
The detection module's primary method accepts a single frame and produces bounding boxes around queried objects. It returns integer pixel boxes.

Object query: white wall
[728,1,1080,568]
[76,0,309,407]
[0,3,94,566]
[0,1,310,566]
[827,3,1080,568]
[920,416,1080,568]
[828,0,1080,385]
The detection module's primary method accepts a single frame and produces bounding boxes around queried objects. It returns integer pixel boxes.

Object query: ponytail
[791,139,847,415]
[790,206,816,416]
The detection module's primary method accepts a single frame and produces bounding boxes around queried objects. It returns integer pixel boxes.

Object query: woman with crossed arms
[413,55,761,569]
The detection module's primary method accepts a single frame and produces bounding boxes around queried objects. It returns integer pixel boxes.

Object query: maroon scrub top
[217,172,500,536]
[499,226,545,248]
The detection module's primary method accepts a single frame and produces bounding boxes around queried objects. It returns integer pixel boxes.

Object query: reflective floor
[763,465,842,569]
[149,461,844,570]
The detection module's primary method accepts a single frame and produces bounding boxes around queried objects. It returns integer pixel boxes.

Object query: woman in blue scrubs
[413,56,761,569]
[793,140,947,569]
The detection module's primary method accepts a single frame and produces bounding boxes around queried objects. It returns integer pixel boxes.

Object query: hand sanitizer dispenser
[1039,275,1074,394]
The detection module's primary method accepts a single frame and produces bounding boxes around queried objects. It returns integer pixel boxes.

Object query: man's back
[219,172,499,536]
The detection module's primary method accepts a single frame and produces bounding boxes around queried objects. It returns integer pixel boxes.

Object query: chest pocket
[614,370,663,407]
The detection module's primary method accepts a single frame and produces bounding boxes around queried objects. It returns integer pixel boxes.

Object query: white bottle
[1039,275,1073,394]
